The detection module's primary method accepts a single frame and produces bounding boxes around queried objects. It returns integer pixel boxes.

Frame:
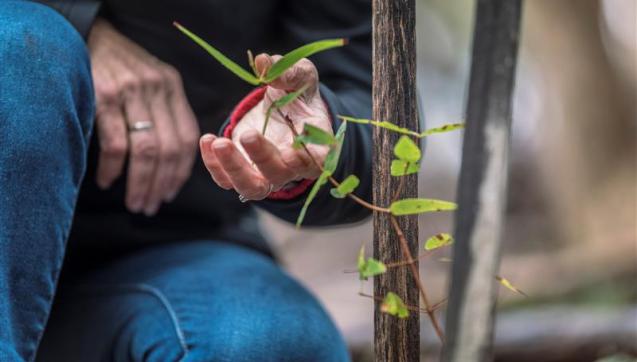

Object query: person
[0,0,373,361]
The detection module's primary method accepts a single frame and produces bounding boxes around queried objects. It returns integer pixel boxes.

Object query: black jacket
[36,0,373,257]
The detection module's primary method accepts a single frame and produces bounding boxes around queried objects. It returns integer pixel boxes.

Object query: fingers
[255,53,319,96]
[122,85,159,214]
[210,138,271,200]
[239,129,296,188]
[143,74,181,215]
[90,20,200,216]
[95,108,128,189]
[200,134,232,189]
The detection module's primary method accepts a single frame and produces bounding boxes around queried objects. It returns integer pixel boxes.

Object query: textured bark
[372,0,419,361]
[443,1,523,361]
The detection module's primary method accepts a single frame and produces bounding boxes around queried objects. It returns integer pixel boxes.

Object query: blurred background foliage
[258,0,636,360]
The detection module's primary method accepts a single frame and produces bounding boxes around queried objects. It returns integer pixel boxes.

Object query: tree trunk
[372,0,419,361]
[443,1,523,361]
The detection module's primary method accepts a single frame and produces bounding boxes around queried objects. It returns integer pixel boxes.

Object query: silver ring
[128,121,154,132]
[238,184,274,203]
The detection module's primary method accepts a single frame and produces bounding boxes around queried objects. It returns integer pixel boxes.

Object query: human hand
[200,54,332,201]
[88,19,200,215]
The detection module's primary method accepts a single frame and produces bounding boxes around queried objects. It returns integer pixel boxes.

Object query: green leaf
[421,123,465,136]
[357,246,366,272]
[360,258,386,280]
[390,160,420,176]
[293,124,336,148]
[173,22,260,85]
[393,136,421,163]
[390,198,457,216]
[381,292,409,319]
[356,246,386,280]
[339,116,465,138]
[495,276,528,297]
[339,116,422,138]
[247,50,258,76]
[323,121,347,174]
[330,175,360,198]
[425,233,453,250]
[263,84,310,135]
[295,171,330,227]
[264,39,347,83]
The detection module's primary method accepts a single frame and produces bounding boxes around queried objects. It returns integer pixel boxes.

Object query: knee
[195,275,350,362]
[0,1,94,184]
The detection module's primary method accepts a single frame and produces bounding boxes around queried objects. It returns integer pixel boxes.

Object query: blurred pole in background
[443,1,522,361]
[372,0,420,360]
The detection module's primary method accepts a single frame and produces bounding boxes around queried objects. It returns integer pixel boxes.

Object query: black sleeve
[256,0,373,226]
[33,0,101,39]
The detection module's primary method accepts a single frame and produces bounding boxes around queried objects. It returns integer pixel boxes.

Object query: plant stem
[384,250,438,268]
[430,297,448,312]
[390,215,445,342]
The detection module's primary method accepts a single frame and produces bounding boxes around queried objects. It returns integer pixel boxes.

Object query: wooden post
[443,1,523,361]
[372,0,419,361]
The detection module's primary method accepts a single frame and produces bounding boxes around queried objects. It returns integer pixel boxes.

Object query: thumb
[255,53,319,97]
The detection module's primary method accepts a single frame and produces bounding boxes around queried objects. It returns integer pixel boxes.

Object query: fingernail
[129,198,144,213]
[144,203,160,216]
[164,190,178,202]
[213,140,229,151]
[96,179,110,190]
[200,134,214,144]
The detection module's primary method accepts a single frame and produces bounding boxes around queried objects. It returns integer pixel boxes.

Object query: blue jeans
[0,2,348,361]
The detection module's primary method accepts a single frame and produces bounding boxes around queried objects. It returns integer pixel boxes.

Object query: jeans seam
[70,283,190,361]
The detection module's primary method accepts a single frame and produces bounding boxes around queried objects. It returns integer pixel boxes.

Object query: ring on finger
[128,120,154,132]
[238,183,274,203]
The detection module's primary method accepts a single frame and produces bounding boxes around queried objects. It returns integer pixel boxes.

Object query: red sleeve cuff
[223,86,315,200]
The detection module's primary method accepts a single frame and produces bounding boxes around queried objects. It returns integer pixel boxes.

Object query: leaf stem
[278,110,390,213]
[390,215,445,342]
[384,249,439,268]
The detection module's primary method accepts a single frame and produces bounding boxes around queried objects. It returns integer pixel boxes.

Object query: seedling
[175,24,524,343]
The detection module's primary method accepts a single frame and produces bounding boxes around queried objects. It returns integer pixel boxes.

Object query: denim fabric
[0,2,349,361]
[37,241,349,362]
[0,2,94,361]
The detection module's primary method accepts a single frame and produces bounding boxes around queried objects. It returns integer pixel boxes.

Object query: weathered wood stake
[443,1,523,361]
[372,0,420,361]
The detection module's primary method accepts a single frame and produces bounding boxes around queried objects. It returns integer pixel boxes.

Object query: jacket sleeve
[256,0,373,226]
[33,0,101,39]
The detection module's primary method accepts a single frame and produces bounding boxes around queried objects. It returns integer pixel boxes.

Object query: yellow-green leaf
[390,198,457,216]
[173,22,260,85]
[339,116,422,138]
[421,123,465,136]
[360,258,386,280]
[393,136,421,163]
[357,246,366,272]
[294,124,335,148]
[263,84,309,135]
[323,121,347,174]
[264,39,347,83]
[425,233,453,251]
[339,116,464,138]
[496,276,528,297]
[295,171,329,227]
[330,175,359,198]
[381,292,409,319]
[390,160,420,176]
